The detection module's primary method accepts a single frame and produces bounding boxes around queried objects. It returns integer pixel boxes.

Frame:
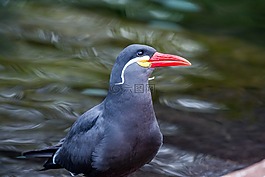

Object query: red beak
[149,52,191,68]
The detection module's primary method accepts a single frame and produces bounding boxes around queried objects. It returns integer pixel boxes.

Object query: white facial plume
[115,55,150,85]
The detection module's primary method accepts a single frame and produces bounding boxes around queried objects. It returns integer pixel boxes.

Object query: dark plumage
[22,44,191,177]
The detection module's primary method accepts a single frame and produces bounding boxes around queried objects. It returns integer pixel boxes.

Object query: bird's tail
[22,147,58,158]
[21,141,63,170]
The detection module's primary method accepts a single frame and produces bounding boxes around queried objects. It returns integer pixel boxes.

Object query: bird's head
[109,44,191,86]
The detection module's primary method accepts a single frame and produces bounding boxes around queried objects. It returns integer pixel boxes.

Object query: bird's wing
[54,103,105,175]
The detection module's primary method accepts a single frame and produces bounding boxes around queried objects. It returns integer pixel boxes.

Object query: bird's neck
[108,82,152,96]
[104,82,155,121]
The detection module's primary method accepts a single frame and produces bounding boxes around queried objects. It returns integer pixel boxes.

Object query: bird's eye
[137,50,144,57]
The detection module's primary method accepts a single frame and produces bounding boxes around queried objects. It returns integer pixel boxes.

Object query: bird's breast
[103,121,162,167]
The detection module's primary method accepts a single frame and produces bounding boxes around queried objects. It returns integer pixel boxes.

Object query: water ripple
[160,96,226,113]
[144,145,244,177]
[0,89,24,99]
[0,123,43,131]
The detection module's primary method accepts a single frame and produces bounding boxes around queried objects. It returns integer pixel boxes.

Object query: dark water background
[0,0,264,176]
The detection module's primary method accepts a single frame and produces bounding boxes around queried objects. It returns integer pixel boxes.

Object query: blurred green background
[0,0,264,176]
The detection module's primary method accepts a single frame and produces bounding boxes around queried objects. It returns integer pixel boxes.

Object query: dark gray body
[56,85,162,176]
[23,44,163,177]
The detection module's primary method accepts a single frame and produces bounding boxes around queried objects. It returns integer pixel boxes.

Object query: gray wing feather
[54,103,105,174]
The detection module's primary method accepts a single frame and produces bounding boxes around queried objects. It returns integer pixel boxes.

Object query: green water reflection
[0,0,264,176]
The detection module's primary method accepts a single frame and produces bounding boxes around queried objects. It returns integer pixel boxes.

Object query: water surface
[0,0,264,176]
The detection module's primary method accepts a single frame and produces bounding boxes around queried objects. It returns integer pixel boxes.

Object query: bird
[22,44,191,177]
